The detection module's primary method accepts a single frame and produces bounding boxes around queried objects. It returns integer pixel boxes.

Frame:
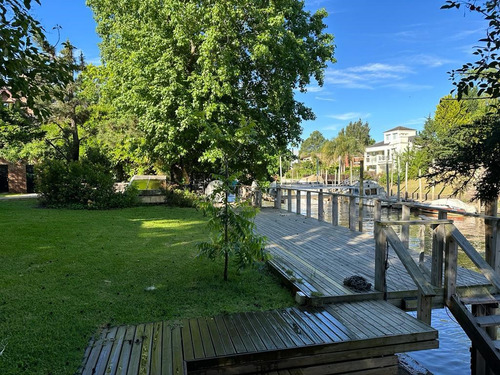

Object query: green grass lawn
[0,200,294,374]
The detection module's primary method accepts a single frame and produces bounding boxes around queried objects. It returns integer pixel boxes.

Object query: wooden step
[460,294,500,306]
[494,341,500,351]
[475,315,500,328]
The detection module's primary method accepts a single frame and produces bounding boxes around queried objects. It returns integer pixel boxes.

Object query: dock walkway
[255,208,490,306]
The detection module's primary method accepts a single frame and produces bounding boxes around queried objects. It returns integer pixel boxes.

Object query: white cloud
[409,54,454,68]
[348,63,412,74]
[325,63,413,90]
[383,83,433,91]
[322,125,340,131]
[327,112,371,121]
[305,85,324,93]
[399,117,427,127]
[315,96,336,102]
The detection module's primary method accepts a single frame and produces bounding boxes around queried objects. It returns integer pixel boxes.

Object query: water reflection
[408,309,471,374]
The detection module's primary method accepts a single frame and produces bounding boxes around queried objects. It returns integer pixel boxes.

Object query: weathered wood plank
[221,314,247,353]
[181,319,194,361]
[384,226,436,296]
[161,323,173,375]
[447,224,500,291]
[205,317,226,357]
[214,315,237,355]
[171,326,184,375]
[374,221,388,296]
[444,232,458,304]
[189,318,206,359]
[105,326,128,375]
[238,313,268,352]
[197,318,216,358]
[150,322,162,375]
[82,329,110,375]
[349,196,356,231]
[244,312,279,351]
[115,325,136,375]
[251,311,288,349]
[447,295,500,370]
[127,323,145,375]
[298,355,398,375]
[137,323,153,375]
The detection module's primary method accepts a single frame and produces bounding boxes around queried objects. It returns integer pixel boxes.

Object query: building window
[393,133,397,140]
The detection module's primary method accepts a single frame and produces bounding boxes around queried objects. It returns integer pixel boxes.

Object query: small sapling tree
[197,160,269,281]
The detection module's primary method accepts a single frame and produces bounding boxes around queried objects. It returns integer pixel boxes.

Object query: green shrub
[36,159,138,209]
[163,185,199,207]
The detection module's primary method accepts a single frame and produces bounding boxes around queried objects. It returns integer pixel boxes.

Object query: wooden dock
[84,206,500,374]
[80,300,437,375]
[255,208,492,307]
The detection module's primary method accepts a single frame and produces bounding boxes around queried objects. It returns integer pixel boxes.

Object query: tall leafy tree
[419,1,500,203]
[427,115,500,201]
[442,0,500,105]
[344,119,374,147]
[88,0,335,182]
[41,41,91,162]
[0,0,69,116]
[415,91,488,169]
[299,130,326,158]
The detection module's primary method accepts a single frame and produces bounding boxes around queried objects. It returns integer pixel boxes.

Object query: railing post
[306,191,311,218]
[417,293,432,325]
[431,212,447,288]
[484,200,499,274]
[349,195,356,231]
[275,188,281,209]
[374,221,388,300]
[318,189,324,221]
[358,160,364,232]
[374,199,381,221]
[401,204,410,249]
[296,189,301,215]
[444,224,458,305]
[287,188,292,212]
[331,194,338,226]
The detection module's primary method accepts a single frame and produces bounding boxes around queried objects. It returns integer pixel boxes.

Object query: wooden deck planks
[256,208,491,302]
[81,301,437,375]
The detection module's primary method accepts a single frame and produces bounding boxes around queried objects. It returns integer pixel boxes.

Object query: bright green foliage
[415,92,488,171]
[87,0,335,181]
[343,119,374,147]
[0,0,70,117]
[198,176,269,281]
[299,130,326,158]
[442,0,500,105]
[39,41,91,162]
[322,132,364,171]
[427,114,500,201]
[36,159,139,209]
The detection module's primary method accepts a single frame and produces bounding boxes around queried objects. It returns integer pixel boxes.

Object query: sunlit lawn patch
[0,200,294,374]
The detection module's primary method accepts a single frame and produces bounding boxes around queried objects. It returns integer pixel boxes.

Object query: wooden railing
[374,218,452,324]
[274,186,390,231]
[374,216,500,326]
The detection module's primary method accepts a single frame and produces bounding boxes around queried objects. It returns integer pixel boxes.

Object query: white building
[364,126,417,174]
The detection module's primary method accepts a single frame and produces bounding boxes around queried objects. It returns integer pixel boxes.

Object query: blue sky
[32,0,486,142]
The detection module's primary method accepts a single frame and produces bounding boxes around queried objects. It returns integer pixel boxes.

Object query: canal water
[272,196,489,374]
